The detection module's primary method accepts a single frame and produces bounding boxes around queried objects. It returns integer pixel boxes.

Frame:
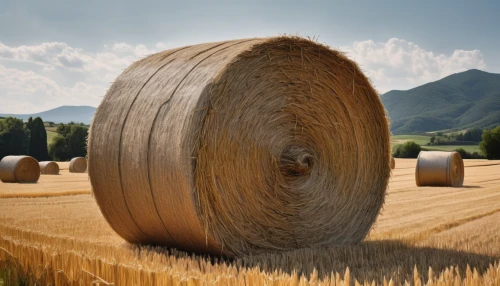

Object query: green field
[391,135,431,146]
[424,144,480,153]
[47,130,58,145]
[391,134,481,153]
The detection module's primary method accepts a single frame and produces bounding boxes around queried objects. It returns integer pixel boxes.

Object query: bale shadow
[234,240,499,284]
[4,237,492,285]
[123,239,499,284]
[460,185,482,189]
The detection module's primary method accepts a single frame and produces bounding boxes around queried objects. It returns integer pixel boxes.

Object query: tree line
[2,116,499,161]
[428,128,483,146]
[393,127,500,159]
[0,116,88,161]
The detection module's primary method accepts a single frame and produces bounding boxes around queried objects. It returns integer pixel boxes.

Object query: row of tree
[49,123,88,161]
[0,117,88,161]
[428,128,483,146]
[2,116,499,161]
[27,117,50,161]
[393,127,500,159]
[481,126,500,160]
[0,117,30,160]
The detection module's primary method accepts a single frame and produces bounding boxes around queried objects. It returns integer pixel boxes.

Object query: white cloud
[111,43,157,58]
[0,41,172,113]
[341,38,487,93]
[0,64,106,113]
[0,64,61,99]
[0,41,156,73]
[0,42,90,71]
[0,38,489,114]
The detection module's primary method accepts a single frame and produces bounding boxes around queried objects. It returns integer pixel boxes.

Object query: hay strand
[69,157,87,173]
[390,157,395,169]
[0,156,40,183]
[39,161,60,175]
[415,151,464,187]
[88,36,391,256]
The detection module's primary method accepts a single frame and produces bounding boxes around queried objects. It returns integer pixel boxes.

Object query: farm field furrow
[0,159,499,285]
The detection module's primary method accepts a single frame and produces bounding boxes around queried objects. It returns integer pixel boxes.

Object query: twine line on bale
[0,156,40,183]
[39,161,60,175]
[69,157,87,173]
[415,151,464,187]
[88,36,391,257]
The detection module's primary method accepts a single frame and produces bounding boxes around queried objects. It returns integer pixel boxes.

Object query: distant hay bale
[69,157,87,173]
[415,151,464,187]
[390,157,395,169]
[88,36,391,256]
[39,161,60,175]
[0,156,40,183]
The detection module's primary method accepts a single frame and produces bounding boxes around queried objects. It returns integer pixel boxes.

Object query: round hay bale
[390,157,395,169]
[415,151,464,187]
[69,157,87,173]
[39,161,60,175]
[0,156,40,183]
[88,37,391,256]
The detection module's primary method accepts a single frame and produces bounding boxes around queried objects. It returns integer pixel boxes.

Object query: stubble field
[0,159,499,285]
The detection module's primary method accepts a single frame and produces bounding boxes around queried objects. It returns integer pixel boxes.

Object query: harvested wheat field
[0,159,499,285]
[0,168,90,198]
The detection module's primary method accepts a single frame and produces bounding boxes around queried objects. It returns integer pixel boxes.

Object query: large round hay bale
[69,157,87,173]
[415,151,464,187]
[0,156,40,183]
[88,37,391,256]
[390,157,396,169]
[39,161,60,175]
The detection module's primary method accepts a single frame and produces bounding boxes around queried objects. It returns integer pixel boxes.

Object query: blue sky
[0,0,499,113]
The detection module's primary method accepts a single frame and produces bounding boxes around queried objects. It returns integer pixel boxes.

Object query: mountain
[381,69,500,134]
[2,69,499,131]
[0,106,96,124]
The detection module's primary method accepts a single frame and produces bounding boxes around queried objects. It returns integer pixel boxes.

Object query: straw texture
[88,36,391,256]
[0,156,40,183]
[415,151,464,187]
[69,157,87,173]
[39,161,60,175]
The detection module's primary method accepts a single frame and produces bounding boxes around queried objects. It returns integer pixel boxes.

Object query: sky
[0,0,499,113]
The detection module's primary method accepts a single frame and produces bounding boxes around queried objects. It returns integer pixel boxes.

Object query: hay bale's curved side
[69,157,87,173]
[39,161,60,175]
[390,157,395,169]
[0,156,40,183]
[415,151,464,187]
[89,37,391,256]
